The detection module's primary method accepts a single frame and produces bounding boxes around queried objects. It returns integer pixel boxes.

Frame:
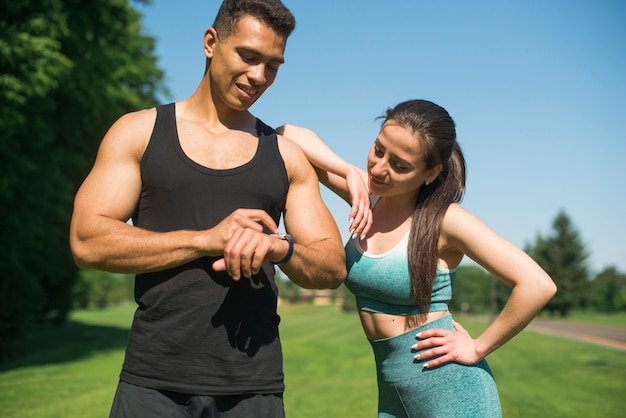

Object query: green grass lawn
[1,303,625,417]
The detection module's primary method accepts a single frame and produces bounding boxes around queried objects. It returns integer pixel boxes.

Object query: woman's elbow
[538,273,558,303]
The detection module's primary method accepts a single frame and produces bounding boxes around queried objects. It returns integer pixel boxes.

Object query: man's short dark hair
[213,0,296,40]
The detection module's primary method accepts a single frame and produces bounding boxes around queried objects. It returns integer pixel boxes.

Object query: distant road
[461,314,626,351]
[527,318,626,351]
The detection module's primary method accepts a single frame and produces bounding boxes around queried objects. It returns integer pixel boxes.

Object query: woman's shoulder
[439,203,479,244]
[440,202,499,253]
[442,202,465,222]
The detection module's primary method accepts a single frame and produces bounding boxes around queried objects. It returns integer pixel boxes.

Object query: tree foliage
[72,270,134,309]
[450,265,494,314]
[587,266,626,313]
[0,0,165,359]
[525,210,589,317]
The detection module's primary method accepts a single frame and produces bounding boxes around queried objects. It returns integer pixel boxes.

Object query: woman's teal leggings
[369,314,502,418]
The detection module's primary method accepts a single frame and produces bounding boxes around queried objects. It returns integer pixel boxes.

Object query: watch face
[271,233,289,240]
[270,233,293,264]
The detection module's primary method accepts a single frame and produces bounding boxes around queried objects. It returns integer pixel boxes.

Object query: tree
[72,270,134,309]
[0,0,166,359]
[587,266,626,313]
[450,265,494,314]
[525,210,588,317]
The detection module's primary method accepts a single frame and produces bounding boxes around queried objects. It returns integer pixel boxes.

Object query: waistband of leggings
[370,313,453,345]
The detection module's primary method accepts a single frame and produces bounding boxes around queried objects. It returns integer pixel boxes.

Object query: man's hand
[209,209,285,280]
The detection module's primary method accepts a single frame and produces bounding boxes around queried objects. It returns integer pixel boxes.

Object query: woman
[279,99,556,417]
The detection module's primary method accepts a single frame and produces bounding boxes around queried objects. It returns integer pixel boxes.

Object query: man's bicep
[73,113,150,224]
[279,141,346,287]
[75,154,142,223]
[283,153,341,244]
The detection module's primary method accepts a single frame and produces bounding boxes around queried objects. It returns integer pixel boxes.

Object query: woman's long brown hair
[381,100,466,324]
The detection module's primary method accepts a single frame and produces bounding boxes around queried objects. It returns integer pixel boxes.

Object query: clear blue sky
[137,0,626,273]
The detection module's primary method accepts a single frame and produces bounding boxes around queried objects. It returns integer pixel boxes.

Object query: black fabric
[121,103,289,395]
[110,381,285,418]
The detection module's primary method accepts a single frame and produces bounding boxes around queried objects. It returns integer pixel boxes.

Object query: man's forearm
[278,238,346,289]
[71,218,212,274]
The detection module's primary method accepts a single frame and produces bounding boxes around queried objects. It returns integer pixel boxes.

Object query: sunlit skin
[68,6,348,413]
[366,120,440,211]
[355,121,449,339]
[69,14,346,288]
[204,15,286,114]
[279,121,556,369]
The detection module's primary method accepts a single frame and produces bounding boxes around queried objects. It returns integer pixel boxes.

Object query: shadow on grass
[585,359,626,369]
[0,320,129,372]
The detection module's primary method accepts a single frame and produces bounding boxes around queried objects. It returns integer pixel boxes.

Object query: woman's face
[367,120,439,200]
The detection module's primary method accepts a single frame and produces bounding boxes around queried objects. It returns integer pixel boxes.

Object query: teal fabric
[344,232,454,315]
[371,315,502,418]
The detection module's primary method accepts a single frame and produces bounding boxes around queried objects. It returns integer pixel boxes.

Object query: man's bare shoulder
[275,132,302,153]
[276,133,313,178]
[101,107,158,157]
[113,107,158,134]
[276,124,309,137]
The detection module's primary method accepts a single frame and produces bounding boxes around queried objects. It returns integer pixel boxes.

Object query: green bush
[72,270,133,309]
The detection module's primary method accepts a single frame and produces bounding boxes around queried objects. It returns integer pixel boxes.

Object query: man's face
[207,15,287,111]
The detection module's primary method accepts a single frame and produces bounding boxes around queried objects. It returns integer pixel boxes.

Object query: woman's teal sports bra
[344,206,455,315]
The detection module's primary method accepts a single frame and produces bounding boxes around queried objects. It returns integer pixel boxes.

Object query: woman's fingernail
[360,234,366,240]
[416,332,422,338]
[412,344,417,350]
[352,233,358,239]
[414,353,420,360]
[422,363,429,369]
[349,218,354,225]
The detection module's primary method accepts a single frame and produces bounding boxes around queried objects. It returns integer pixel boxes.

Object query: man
[69,1,346,416]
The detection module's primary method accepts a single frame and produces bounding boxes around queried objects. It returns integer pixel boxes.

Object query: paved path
[527,318,626,351]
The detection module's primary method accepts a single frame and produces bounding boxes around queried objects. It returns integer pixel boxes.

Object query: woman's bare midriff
[359,310,450,340]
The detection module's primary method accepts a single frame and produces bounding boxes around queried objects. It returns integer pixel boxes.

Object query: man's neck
[178,89,257,133]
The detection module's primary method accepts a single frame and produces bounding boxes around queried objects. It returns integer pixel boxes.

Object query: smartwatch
[270,233,294,265]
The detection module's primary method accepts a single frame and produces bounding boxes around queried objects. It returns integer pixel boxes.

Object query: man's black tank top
[121,103,289,395]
